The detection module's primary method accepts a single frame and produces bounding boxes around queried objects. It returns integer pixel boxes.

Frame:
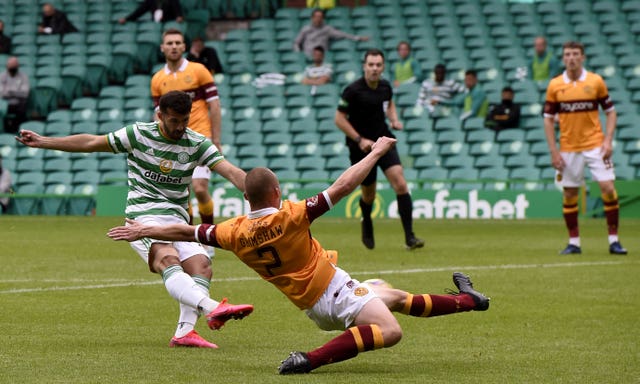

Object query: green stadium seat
[469,141,497,156]
[85,54,111,95]
[71,159,100,173]
[108,43,136,83]
[16,158,44,173]
[43,158,72,173]
[66,184,97,215]
[11,183,43,215]
[436,130,465,144]
[505,153,536,169]
[98,158,127,173]
[296,156,324,171]
[41,183,71,215]
[474,150,503,169]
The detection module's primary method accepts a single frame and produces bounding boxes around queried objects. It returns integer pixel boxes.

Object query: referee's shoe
[405,235,424,250]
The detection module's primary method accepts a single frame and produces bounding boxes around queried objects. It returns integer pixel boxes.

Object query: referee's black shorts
[348,142,402,187]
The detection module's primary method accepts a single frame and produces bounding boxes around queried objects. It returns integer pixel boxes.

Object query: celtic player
[16,91,253,348]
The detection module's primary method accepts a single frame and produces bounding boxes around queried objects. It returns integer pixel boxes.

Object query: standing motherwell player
[108,136,489,374]
[335,49,424,250]
[543,41,627,255]
[152,28,220,227]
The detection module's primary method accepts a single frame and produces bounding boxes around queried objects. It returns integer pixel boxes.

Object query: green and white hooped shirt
[107,121,223,222]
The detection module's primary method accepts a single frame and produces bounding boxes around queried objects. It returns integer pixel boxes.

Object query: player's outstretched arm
[108,218,197,242]
[325,136,396,204]
[212,160,246,192]
[16,130,112,153]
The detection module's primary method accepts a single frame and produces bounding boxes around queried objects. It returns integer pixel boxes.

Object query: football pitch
[1,216,638,383]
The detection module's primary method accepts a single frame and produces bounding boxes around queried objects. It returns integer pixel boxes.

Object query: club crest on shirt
[177,152,189,164]
[583,85,593,95]
[184,75,194,84]
[306,195,319,207]
[556,173,563,182]
[159,159,174,173]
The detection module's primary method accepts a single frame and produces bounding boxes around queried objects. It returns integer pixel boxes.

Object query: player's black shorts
[348,143,402,186]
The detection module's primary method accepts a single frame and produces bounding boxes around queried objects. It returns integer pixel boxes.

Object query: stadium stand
[4,0,640,215]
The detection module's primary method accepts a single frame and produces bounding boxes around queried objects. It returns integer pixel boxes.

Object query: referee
[335,49,424,250]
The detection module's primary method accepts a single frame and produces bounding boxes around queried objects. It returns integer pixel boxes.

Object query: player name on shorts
[143,170,183,184]
[239,225,284,247]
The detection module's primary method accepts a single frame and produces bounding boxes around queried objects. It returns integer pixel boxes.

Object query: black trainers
[361,218,374,249]
[452,272,490,311]
[609,241,628,255]
[405,236,425,250]
[278,351,312,375]
[559,244,582,255]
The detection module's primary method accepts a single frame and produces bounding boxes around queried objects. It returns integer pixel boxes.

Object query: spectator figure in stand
[186,37,224,75]
[438,69,488,121]
[416,64,464,117]
[119,0,184,24]
[38,3,78,35]
[485,86,521,131]
[529,36,560,82]
[301,46,332,87]
[0,20,11,54]
[0,154,11,213]
[390,41,421,88]
[294,8,369,59]
[0,57,30,132]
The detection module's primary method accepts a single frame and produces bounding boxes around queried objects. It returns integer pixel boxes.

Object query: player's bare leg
[385,165,424,250]
[598,180,627,255]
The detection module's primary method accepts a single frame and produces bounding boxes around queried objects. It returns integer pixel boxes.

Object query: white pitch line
[0,260,634,295]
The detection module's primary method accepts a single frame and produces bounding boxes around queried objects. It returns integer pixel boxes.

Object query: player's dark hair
[363,48,385,63]
[313,45,325,54]
[502,86,514,93]
[159,91,192,115]
[465,69,478,77]
[162,28,184,41]
[396,41,411,51]
[434,63,446,71]
[562,40,584,54]
[311,8,324,17]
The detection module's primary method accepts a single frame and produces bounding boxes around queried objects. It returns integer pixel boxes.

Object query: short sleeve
[106,125,134,154]
[337,85,354,113]
[196,64,218,102]
[543,81,559,118]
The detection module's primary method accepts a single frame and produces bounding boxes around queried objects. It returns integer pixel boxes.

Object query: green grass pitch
[1,216,639,383]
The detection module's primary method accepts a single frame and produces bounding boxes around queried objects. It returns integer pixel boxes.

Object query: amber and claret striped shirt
[194,192,340,310]
[151,59,219,138]
[544,69,614,152]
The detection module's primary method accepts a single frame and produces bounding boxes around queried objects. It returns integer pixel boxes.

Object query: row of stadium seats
[3,0,640,216]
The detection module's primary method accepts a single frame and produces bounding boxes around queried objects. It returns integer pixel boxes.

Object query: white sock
[608,235,619,244]
[172,275,217,338]
[162,265,207,308]
[193,274,218,313]
[569,237,581,247]
[175,304,197,338]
